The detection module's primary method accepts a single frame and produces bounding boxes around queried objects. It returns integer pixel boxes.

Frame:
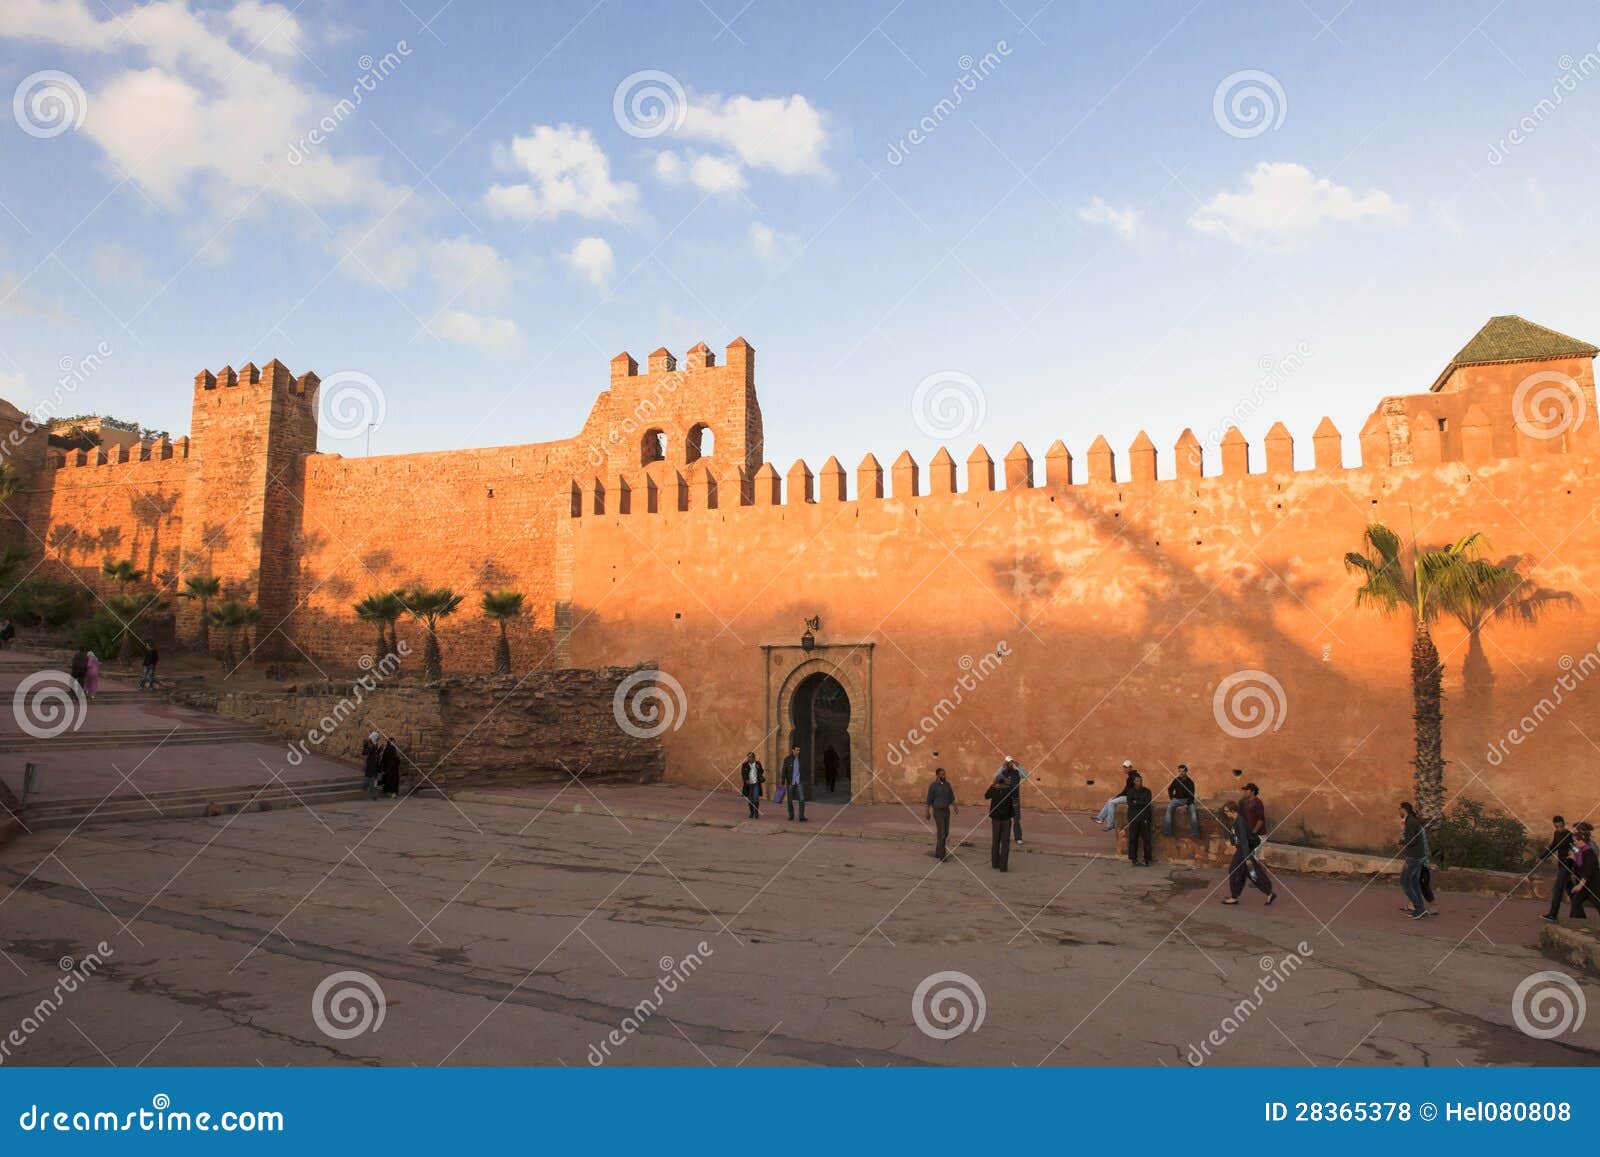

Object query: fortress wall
[561,414,1600,850]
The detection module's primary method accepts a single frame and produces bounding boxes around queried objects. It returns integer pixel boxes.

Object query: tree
[106,592,165,665]
[480,590,526,677]
[208,599,260,669]
[0,462,16,503]
[179,574,223,654]
[355,590,406,663]
[1447,559,1576,714]
[0,547,31,598]
[101,558,144,593]
[1344,523,1515,818]
[401,587,463,683]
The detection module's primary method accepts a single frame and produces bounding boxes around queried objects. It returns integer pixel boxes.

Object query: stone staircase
[19,775,368,830]
[0,723,281,754]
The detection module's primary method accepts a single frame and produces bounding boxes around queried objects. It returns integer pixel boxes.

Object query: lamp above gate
[801,615,821,651]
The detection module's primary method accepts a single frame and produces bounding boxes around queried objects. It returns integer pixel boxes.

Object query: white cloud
[565,237,615,288]
[654,149,746,195]
[748,222,799,262]
[436,310,520,354]
[484,124,638,221]
[1189,162,1409,252]
[225,0,303,57]
[677,93,828,177]
[428,236,514,305]
[1076,197,1140,240]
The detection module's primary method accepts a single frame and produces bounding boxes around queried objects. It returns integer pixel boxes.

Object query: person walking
[69,648,89,694]
[1095,760,1138,829]
[1542,816,1575,923]
[359,731,382,801]
[140,643,160,689]
[781,744,806,822]
[1569,823,1599,918]
[1398,802,1434,919]
[1220,799,1276,905]
[985,770,1016,872]
[823,746,840,795]
[1125,771,1154,866]
[738,751,765,818]
[926,767,958,861]
[84,651,100,700]
[999,756,1027,846]
[379,737,401,799]
[1164,764,1200,838]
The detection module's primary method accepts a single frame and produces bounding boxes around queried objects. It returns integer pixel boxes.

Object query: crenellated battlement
[50,435,190,470]
[193,358,319,397]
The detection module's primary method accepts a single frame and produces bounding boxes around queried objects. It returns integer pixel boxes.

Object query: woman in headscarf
[361,731,383,801]
[84,651,100,700]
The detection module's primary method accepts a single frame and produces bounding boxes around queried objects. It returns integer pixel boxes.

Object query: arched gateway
[763,643,874,804]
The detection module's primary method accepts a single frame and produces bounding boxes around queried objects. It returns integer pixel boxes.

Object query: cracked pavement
[0,797,1595,1066]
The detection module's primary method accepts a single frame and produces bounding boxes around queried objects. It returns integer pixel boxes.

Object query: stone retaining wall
[204,665,664,789]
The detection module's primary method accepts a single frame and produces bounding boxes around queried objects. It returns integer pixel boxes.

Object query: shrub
[1430,798,1533,872]
[3,578,93,628]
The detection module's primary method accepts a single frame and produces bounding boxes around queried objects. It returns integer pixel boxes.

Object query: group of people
[919,757,1029,871]
[360,731,404,800]
[67,648,101,699]
[1541,816,1600,922]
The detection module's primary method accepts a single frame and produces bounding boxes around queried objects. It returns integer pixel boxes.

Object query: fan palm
[179,574,223,654]
[481,590,526,676]
[1344,523,1514,818]
[355,590,406,663]
[208,599,261,669]
[402,587,463,683]
[101,558,144,593]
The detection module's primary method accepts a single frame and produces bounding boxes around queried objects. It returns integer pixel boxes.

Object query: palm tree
[1344,523,1513,818]
[481,590,526,676]
[179,574,223,654]
[101,558,144,593]
[355,590,406,662]
[0,463,16,502]
[208,599,260,669]
[402,587,463,683]
[106,592,165,665]
[1448,559,1577,715]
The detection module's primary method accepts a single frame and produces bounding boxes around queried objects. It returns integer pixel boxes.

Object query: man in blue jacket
[782,744,807,822]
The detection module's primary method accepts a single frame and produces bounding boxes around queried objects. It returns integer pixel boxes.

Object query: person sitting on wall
[1164,764,1200,838]
[738,751,765,819]
[1095,760,1138,830]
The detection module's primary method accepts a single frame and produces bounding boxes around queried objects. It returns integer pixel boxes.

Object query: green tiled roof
[1432,315,1598,390]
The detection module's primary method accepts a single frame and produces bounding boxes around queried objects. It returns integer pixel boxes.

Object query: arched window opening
[641,428,667,466]
[685,423,714,463]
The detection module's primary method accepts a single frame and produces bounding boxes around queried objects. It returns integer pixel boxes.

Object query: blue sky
[2,0,1599,475]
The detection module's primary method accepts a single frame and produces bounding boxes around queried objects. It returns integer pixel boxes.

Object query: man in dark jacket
[1398,802,1433,918]
[1125,772,1154,865]
[1542,815,1574,923]
[1221,800,1276,905]
[69,648,89,691]
[738,751,764,818]
[361,731,383,801]
[781,744,806,821]
[1164,764,1199,837]
[984,771,1016,872]
[926,767,958,860]
[998,757,1026,846]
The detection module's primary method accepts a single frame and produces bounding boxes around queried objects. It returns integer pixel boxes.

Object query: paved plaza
[1,782,1594,1067]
